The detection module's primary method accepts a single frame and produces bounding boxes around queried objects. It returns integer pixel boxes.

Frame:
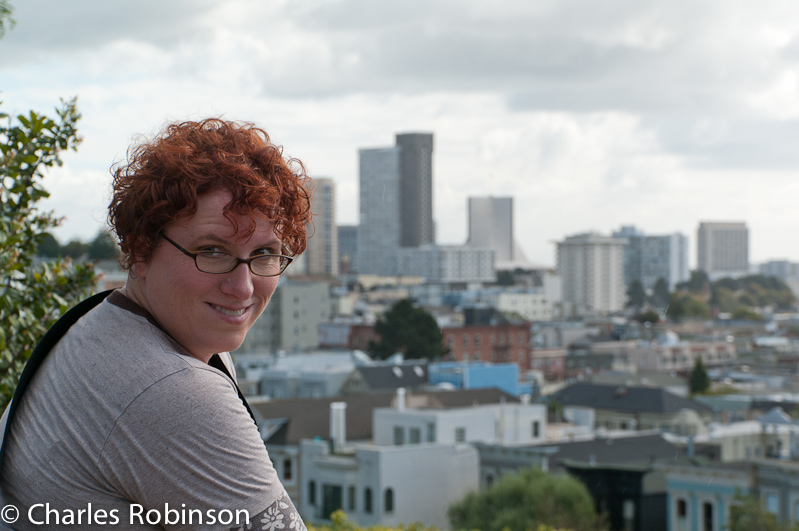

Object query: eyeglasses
[159,233,293,277]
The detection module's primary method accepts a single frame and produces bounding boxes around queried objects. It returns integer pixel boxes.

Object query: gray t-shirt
[1,292,305,531]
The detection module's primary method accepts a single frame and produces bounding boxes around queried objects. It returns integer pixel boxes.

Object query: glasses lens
[250,255,286,276]
[195,252,238,274]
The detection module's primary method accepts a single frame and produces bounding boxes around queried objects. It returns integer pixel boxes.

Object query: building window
[519,332,525,344]
[462,335,470,347]
[384,488,394,514]
[409,427,421,444]
[532,421,540,438]
[348,485,356,512]
[475,334,482,347]
[766,493,779,515]
[282,458,292,481]
[703,502,713,531]
[677,498,687,531]
[623,499,635,531]
[455,427,466,442]
[364,487,373,514]
[309,480,316,505]
[427,423,436,443]
[447,335,454,348]
[393,426,404,446]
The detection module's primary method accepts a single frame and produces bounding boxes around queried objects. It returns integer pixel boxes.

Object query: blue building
[428,361,531,397]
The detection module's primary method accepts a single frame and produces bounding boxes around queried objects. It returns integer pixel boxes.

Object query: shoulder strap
[209,354,258,426]
[0,289,114,469]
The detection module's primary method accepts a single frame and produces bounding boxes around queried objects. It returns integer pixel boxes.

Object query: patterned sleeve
[233,490,307,531]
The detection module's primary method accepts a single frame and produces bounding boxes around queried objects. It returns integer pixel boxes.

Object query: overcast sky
[3,0,799,267]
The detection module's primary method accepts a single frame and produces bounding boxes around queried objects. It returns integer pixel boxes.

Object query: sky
[3,0,799,268]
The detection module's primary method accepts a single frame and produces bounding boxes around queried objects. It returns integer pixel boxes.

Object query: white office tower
[466,196,528,269]
[697,222,749,280]
[357,133,434,276]
[612,226,689,291]
[556,232,627,315]
[304,177,338,276]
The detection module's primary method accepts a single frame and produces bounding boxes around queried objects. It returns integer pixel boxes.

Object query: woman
[1,118,311,530]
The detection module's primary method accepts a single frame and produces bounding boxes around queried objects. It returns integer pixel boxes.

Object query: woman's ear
[130,257,148,279]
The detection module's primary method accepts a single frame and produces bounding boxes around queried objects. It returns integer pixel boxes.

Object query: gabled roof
[551,382,711,414]
[251,387,518,446]
[351,361,429,390]
[535,433,681,472]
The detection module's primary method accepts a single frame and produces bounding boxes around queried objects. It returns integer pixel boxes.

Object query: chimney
[396,387,406,411]
[330,402,347,452]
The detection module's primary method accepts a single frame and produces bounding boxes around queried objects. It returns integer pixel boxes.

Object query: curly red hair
[109,118,312,269]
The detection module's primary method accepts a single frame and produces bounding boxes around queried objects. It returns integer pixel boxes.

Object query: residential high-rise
[357,133,434,276]
[697,222,749,279]
[556,232,627,314]
[304,177,338,276]
[337,225,358,274]
[612,226,689,291]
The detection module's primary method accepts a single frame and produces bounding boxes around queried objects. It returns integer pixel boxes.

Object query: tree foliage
[368,299,448,360]
[626,279,646,309]
[0,96,97,408]
[666,293,711,322]
[651,277,671,308]
[448,468,605,531]
[689,357,711,395]
[307,510,439,531]
[728,494,799,531]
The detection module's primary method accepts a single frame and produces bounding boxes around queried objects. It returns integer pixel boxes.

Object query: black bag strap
[0,289,259,470]
[208,354,258,426]
[0,289,114,468]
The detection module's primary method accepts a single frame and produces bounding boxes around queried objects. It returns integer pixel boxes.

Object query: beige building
[697,221,749,279]
[556,232,627,315]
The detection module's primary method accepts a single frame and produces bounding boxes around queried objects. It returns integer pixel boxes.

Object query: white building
[556,232,627,314]
[395,244,495,284]
[466,196,529,270]
[373,399,547,447]
[697,221,749,279]
[300,439,478,528]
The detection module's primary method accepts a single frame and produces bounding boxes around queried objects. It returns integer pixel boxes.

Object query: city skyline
[3,1,799,266]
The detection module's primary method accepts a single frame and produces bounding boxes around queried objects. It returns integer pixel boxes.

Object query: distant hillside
[668,272,796,321]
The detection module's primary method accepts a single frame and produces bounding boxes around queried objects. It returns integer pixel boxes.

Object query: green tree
[448,468,605,531]
[626,279,646,309]
[634,309,660,324]
[61,237,89,259]
[368,299,448,360]
[689,357,711,395]
[677,270,710,294]
[651,277,671,308]
[35,232,61,257]
[728,493,799,531]
[0,6,97,407]
[87,230,118,261]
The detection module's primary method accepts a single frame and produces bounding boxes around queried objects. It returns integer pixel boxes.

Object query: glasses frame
[159,233,294,277]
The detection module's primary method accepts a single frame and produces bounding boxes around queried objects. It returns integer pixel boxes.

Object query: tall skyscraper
[357,133,434,275]
[304,177,338,276]
[697,222,749,279]
[396,133,434,247]
[612,226,689,291]
[467,196,513,262]
[556,232,627,314]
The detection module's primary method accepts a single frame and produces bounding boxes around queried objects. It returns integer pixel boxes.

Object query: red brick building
[441,324,531,371]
